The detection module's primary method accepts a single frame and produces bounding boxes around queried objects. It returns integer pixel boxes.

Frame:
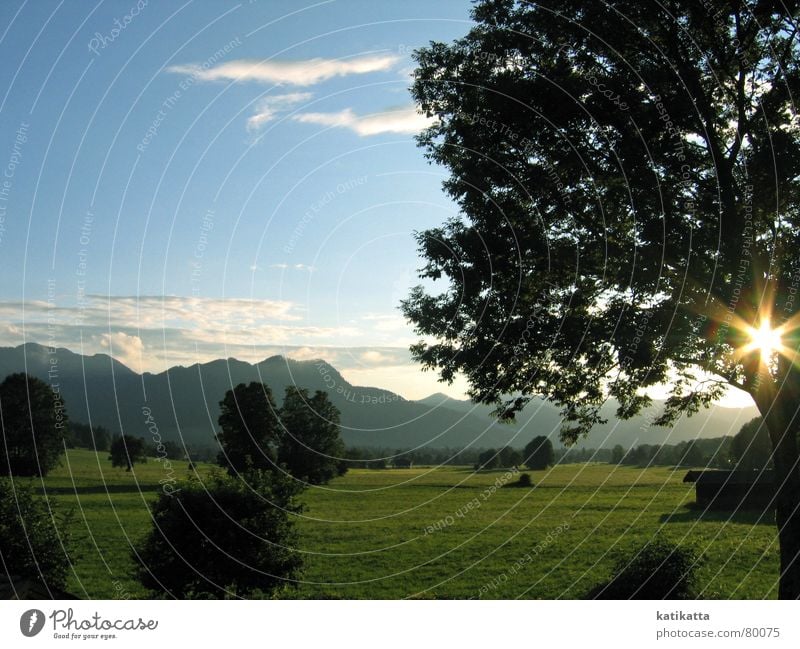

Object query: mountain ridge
[0,343,758,449]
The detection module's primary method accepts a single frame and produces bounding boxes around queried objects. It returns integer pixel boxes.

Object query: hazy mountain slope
[0,343,757,449]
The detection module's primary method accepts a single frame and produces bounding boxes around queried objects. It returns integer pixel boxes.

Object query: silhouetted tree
[0,478,72,591]
[731,417,773,471]
[403,1,800,597]
[476,448,500,470]
[524,437,554,470]
[0,373,68,476]
[611,445,625,465]
[279,387,345,485]
[677,440,706,468]
[108,435,147,471]
[498,446,523,468]
[216,382,281,476]
[134,470,303,598]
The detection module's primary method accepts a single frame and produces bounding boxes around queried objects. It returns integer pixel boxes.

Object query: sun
[743,318,783,364]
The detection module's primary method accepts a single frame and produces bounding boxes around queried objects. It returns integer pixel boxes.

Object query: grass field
[25,449,780,599]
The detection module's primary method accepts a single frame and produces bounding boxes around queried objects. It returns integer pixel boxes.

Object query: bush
[134,470,303,598]
[587,538,703,599]
[0,478,72,590]
[505,473,534,488]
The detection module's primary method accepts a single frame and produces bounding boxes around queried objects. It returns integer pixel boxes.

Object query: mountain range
[0,343,758,450]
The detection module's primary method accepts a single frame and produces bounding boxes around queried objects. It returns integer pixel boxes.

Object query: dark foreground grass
[24,449,780,599]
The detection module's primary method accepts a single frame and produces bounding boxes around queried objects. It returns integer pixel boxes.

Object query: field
[27,449,780,599]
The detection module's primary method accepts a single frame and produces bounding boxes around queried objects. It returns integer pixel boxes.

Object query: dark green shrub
[587,538,703,599]
[0,478,72,590]
[134,470,303,598]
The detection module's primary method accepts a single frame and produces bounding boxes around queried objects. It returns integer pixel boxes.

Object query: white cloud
[246,92,313,131]
[100,332,145,374]
[360,350,391,364]
[292,107,435,136]
[167,54,400,87]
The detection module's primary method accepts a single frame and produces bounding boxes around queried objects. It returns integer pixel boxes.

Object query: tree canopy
[0,373,68,477]
[405,0,800,438]
[279,387,346,485]
[108,435,147,472]
[524,436,555,470]
[216,382,281,476]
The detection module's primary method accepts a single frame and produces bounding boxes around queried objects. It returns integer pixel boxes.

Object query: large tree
[403,0,800,597]
[279,387,346,485]
[216,382,281,476]
[0,373,68,477]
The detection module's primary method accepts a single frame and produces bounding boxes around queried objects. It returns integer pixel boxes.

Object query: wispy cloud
[247,92,313,131]
[269,263,315,272]
[167,54,400,87]
[292,107,434,136]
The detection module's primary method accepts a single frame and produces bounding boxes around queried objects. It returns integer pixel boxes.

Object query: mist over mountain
[0,343,757,450]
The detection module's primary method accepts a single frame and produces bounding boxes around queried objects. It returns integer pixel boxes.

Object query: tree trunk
[755,364,800,599]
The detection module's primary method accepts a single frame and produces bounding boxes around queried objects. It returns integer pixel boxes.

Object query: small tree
[216,382,281,476]
[611,445,625,465]
[109,435,147,471]
[279,388,345,485]
[134,470,303,598]
[524,436,554,470]
[0,373,68,477]
[731,417,773,471]
[476,449,500,470]
[498,446,523,468]
[0,478,71,591]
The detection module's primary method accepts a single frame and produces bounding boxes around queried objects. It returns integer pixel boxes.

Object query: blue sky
[0,0,476,397]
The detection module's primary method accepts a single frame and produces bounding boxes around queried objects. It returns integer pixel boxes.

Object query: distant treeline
[609,418,773,471]
[63,416,772,472]
[340,446,486,469]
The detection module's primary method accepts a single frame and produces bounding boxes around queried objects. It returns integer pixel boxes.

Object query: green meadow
[28,449,779,599]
